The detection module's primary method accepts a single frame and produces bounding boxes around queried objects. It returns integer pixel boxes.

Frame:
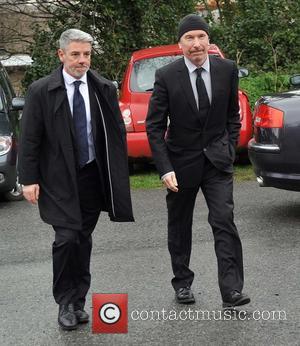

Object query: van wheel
[4,178,23,201]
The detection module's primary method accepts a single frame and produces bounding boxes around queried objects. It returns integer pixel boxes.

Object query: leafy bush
[239,72,290,109]
[208,0,300,73]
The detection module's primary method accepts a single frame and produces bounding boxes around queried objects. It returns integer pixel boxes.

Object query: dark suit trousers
[167,155,244,299]
[52,160,103,308]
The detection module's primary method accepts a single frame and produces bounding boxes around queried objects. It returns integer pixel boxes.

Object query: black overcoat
[19,66,134,229]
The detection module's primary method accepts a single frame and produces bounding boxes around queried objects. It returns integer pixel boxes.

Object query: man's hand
[163,172,178,192]
[23,184,40,204]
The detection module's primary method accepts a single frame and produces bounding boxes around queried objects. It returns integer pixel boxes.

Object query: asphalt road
[0,181,299,346]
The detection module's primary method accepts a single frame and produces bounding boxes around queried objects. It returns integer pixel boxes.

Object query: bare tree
[0,0,54,54]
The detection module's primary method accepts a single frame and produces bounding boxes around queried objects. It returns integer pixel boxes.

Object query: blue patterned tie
[73,81,89,167]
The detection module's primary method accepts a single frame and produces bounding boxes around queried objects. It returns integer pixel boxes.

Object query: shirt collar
[62,68,87,85]
[184,55,210,74]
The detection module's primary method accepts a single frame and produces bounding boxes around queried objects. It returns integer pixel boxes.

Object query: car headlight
[0,136,12,156]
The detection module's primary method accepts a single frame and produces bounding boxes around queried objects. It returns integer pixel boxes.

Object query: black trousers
[52,160,103,309]
[167,155,244,299]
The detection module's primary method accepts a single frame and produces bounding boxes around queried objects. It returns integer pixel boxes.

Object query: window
[130,55,182,92]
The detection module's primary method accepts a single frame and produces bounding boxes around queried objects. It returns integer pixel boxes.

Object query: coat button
[203,148,207,152]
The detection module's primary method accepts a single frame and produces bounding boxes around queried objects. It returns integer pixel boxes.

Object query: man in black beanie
[146,14,250,308]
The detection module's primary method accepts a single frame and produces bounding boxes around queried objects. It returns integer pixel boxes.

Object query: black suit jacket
[146,55,241,187]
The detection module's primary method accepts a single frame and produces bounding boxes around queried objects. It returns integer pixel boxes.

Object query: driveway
[0,181,299,345]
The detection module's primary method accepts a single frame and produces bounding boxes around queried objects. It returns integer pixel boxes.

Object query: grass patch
[130,163,255,189]
[130,171,162,189]
[234,164,256,182]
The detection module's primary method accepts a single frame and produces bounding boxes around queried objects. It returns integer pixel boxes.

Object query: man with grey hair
[19,28,134,330]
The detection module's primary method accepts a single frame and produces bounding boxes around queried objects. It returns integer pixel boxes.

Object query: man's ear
[178,42,182,49]
[57,49,64,63]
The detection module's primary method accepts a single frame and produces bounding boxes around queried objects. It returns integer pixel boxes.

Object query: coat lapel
[208,55,223,117]
[48,66,76,141]
[48,66,78,184]
[177,59,199,115]
[88,70,123,135]
[48,66,68,115]
[56,101,78,185]
[88,78,99,145]
[87,70,114,115]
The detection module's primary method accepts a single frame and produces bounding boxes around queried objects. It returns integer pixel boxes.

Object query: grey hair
[59,29,93,49]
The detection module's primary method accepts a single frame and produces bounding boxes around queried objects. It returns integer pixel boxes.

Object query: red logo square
[92,293,128,334]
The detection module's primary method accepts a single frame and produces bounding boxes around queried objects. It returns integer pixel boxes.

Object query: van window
[130,55,182,92]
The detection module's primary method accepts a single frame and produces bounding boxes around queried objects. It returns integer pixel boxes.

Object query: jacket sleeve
[146,69,173,177]
[109,84,127,145]
[18,83,45,185]
[227,62,241,149]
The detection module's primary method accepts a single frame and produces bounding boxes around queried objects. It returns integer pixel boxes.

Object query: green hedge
[239,72,291,109]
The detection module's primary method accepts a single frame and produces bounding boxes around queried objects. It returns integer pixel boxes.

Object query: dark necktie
[73,80,89,167]
[196,67,210,125]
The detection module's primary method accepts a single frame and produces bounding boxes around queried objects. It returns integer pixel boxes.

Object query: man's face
[58,41,92,79]
[179,30,209,67]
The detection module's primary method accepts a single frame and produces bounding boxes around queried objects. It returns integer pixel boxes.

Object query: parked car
[0,62,24,200]
[119,44,252,163]
[248,74,300,191]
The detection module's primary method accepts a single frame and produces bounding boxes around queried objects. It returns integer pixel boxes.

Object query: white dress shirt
[62,69,95,163]
[184,55,212,106]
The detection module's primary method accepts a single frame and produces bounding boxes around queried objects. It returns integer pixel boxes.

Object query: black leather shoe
[175,287,195,304]
[74,309,89,323]
[222,291,250,308]
[58,303,78,330]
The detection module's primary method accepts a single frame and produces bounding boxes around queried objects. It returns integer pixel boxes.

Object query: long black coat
[19,66,134,229]
[146,56,241,187]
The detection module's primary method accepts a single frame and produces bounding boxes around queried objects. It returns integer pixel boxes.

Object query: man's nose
[78,54,88,63]
[193,38,202,47]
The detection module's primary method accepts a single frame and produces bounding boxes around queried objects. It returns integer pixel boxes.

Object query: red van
[119,44,252,162]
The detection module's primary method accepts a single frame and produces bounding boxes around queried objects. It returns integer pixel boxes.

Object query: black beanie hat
[178,14,209,41]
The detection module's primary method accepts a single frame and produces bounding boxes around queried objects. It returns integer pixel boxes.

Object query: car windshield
[130,55,182,92]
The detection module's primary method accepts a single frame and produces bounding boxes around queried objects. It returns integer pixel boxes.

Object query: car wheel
[235,152,250,164]
[4,177,23,201]
[128,162,134,174]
